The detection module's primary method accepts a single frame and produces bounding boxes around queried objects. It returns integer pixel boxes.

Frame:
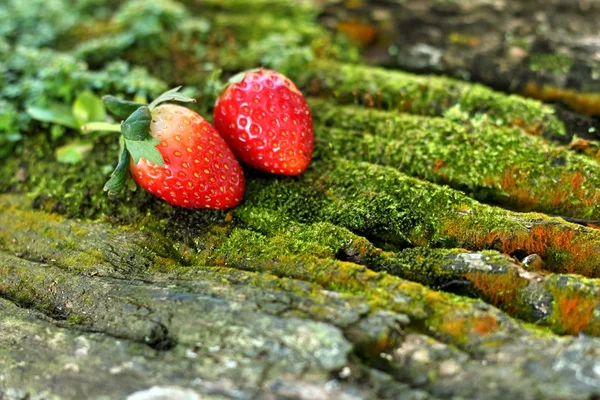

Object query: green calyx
[81,87,196,195]
[121,106,163,167]
[103,96,144,120]
[104,138,130,195]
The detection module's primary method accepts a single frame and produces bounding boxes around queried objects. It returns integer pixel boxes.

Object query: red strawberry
[84,87,245,209]
[214,69,314,176]
[130,104,245,209]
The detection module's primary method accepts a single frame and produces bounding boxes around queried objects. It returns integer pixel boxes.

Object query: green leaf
[73,91,106,128]
[26,103,78,129]
[55,141,94,164]
[121,106,152,141]
[103,95,143,120]
[148,86,195,110]
[104,144,131,194]
[125,137,164,166]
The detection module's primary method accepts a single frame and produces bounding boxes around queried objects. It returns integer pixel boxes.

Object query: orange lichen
[464,271,527,314]
[554,295,598,335]
[499,169,517,190]
[437,313,498,341]
[371,331,397,355]
[441,218,600,277]
[495,166,540,210]
[570,138,592,152]
[472,315,499,336]
[363,93,375,107]
[494,166,600,214]
[510,116,544,136]
[549,190,569,207]
[439,316,467,339]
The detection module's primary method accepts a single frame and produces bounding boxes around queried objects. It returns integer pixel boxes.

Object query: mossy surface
[310,100,600,219]
[296,60,566,141]
[3,0,600,398]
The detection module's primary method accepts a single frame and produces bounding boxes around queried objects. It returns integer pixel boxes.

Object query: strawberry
[213,69,314,176]
[130,104,244,209]
[84,87,245,209]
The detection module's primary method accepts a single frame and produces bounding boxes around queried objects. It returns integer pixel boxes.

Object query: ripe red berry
[214,69,314,176]
[130,104,245,209]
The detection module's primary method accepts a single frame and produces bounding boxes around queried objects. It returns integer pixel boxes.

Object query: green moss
[206,224,515,348]
[310,100,600,220]
[529,53,574,74]
[295,60,566,139]
[236,157,600,277]
[67,313,88,326]
[3,0,599,354]
[184,0,318,17]
[3,191,594,343]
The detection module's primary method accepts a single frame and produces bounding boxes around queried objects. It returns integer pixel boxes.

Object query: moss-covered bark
[297,60,566,141]
[3,0,600,398]
[311,100,600,220]
[237,158,600,277]
[2,194,600,399]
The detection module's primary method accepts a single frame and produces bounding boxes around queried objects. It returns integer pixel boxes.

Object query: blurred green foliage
[0,0,357,161]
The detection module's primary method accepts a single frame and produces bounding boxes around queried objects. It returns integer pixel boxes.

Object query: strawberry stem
[81,122,121,133]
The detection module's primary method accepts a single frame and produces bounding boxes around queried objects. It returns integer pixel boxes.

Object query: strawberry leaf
[148,86,195,110]
[125,137,164,166]
[103,95,144,120]
[121,106,152,141]
[104,144,131,194]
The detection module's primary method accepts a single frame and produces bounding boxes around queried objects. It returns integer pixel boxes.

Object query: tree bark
[2,195,600,399]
